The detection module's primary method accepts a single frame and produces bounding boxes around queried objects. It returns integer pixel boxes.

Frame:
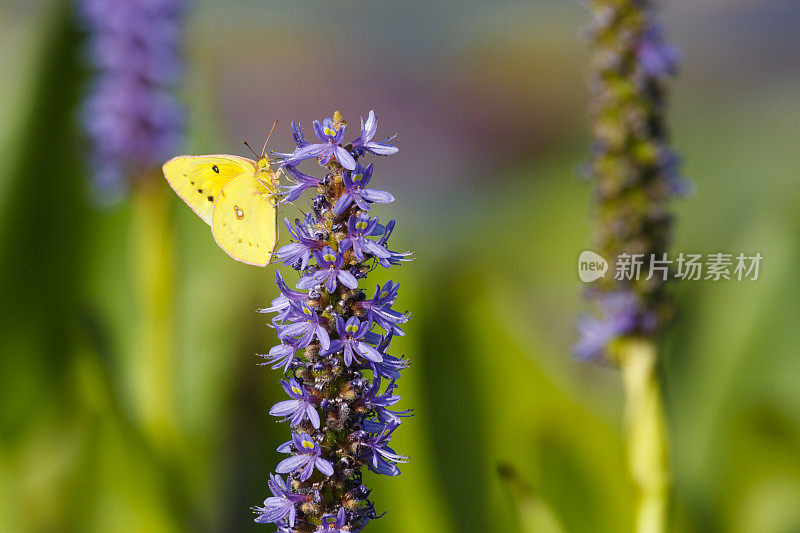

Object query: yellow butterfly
[162,124,281,267]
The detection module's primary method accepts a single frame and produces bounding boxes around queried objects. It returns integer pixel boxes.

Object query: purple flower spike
[256,111,410,531]
[297,247,359,293]
[333,163,395,215]
[276,432,334,481]
[579,1,685,361]
[324,316,383,366]
[79,0,185,199]
[351,110,399,156]
[252,473,310,526]
[269,379,321,429]
[286,116,356,170]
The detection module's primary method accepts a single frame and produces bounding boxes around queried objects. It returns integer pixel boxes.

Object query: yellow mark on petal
[292,387,302,395]
[302,440,315,449]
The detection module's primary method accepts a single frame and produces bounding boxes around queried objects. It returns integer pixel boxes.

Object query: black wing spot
[212,165,220,173]
[207,195,214,202]
[197,188,203,194]
[238,238,243,243]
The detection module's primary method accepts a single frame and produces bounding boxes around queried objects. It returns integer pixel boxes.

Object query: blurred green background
[1,0,799,531]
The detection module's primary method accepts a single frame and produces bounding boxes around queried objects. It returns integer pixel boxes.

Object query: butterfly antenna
[262,119,279,157]
[242,140,260,159]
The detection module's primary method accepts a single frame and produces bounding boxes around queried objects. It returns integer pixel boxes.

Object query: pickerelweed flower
[285,117,357,170]
[270,379,322,429]
[254,474,312,527]
[276,432,335,482]
[334,163,395,215]
[578,0,688,361]
[351,110,399,157]
[79,0,184,199]
[579,3,682,531]
[256,111,411,532]
[276,215,328,271]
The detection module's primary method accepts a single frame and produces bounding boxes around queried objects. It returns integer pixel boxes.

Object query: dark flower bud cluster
[577,0,689,360]
[254,111,411,532]
[79,0,185,199]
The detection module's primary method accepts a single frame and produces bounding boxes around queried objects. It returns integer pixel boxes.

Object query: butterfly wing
[211,172,279,266]
[162,155,255,225]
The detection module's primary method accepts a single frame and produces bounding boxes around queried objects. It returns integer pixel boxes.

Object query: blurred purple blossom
[79,0,184,199]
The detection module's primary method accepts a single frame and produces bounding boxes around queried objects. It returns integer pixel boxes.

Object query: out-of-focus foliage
[0,1,798,532]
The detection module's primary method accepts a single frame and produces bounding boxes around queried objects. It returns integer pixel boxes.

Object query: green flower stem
[619,338,669,533]
[132,180,177,449]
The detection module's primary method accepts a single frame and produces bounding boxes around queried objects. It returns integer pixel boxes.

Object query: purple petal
[334,146,356,170]
[356,342,384,363]
[364,141,399,155]
[316,326,330,350]
[363,240,392,258]
[300,459,315,481]
[315,457,334,477]
[276,454,308,474]
[323,339,345,355]
[324,272,337,293]
[312,119,326,141]
[360,188,395,204]
[270,399,300,417]
[363,110,377,140]
[334,192,355,215]
[343,343,354,366]
[293,143,328,159]
[337,270,359,290]
[297,272,325,289]
[307,405,320,429]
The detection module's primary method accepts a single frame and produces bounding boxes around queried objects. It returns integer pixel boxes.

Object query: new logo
[578,250,608,282]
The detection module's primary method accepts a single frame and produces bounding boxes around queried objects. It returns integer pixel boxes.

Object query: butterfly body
[163,154,279,266]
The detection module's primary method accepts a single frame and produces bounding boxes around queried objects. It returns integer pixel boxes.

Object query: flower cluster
[79,0,184,199]
[577,0,688,360]
[254,111,411,532]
